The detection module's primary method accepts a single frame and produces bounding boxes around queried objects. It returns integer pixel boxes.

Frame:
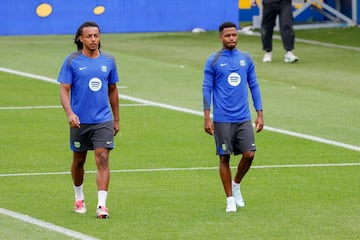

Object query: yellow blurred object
[239,0,260,9]
[93,5,105,15]
[36,3,52,17]
[294,0,323,9]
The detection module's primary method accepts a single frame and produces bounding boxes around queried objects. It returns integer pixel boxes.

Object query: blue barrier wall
[1,0,238,35]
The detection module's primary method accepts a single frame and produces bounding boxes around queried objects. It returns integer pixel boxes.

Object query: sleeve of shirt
[57,56,73,84]
[247,57,263,111]
[109,60,119,84]
[202,57,214,111]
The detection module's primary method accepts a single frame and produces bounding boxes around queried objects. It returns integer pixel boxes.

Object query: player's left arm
[247,58,264,133]
[255,110,264,133]
[108,83,120,135]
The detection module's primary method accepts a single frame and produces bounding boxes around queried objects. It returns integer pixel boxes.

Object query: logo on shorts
[221,144,227,151]
[106,141,113,145]
[74,141,81,149]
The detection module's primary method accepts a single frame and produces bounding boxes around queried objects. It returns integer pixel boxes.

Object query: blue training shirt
[57,51,119,124]
[202,49,262,123]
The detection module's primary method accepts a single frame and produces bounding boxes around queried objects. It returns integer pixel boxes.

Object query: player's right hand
[68,114,80,128]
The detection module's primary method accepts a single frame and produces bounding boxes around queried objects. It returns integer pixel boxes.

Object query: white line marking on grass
[0,106,62,110]
[120,95,203,116]
[295,38,360,52]
[0,67,57,84]
[264,125,360,152]
[1,162,360,177]
[0,103,149,110]
[111,162,360,171]
[239,32,360,52]
[0,171,69,177]
[120,103,153,107]
[0,208,99,240]
[1,66,359,152]
[252,162,360,169]
[119,95,360,152]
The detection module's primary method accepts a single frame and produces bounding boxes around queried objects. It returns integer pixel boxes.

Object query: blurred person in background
[260,0,299,63]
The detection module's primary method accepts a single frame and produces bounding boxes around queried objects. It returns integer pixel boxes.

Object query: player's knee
[95,150,109,166]
[243,151,255,161]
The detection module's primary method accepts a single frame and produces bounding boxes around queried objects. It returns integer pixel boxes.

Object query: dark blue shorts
[214,121,256,156]
[70,121,114,152]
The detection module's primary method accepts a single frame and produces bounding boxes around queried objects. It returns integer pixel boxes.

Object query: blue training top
[202,48,262,123]
[57,51,119,124]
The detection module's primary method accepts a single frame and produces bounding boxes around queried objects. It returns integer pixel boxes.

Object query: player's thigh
[70,124,92,151]
[233,121,256,154]
[214,122,233,155]
[92,121,114,149]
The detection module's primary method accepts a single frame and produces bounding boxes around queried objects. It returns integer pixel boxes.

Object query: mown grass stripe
[0,208,99,240]
[1,162,360,177]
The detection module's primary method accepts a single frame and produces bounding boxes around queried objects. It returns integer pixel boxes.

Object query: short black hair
[218,22,237,32]
[74,21,101,51]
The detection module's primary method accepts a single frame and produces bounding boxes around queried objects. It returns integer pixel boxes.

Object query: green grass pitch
[0,26,360,239]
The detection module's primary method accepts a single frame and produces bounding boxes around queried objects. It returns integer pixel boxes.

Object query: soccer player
[57,21,120,219]
[202,22,264,212]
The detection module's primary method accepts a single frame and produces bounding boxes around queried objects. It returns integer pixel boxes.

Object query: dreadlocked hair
[74,21,101,51]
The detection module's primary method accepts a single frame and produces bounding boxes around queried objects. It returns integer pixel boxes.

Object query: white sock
[97,190,108,208]
[74,184,84,201]
[232,181,240,187]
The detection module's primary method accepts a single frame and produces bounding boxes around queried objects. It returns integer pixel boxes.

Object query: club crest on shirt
[227,72,241,87]
[88,77,102,92]
[101,65,107,72]
[239,60,246,66]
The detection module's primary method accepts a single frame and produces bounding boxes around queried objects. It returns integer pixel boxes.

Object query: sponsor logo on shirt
[88,77,102,92]
[227,72,241,87]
